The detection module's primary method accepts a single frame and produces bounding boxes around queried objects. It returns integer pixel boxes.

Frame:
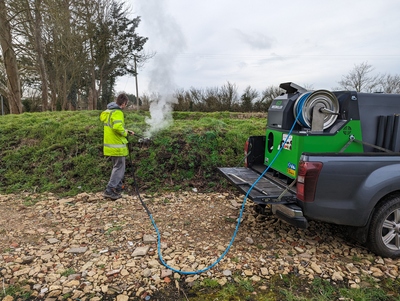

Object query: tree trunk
[87,65,98,110]
[48,74,57,111]
[62,70,68,110]
[0,0,22,114]
[32,0,49,111]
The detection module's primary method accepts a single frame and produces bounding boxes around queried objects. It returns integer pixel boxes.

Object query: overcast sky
[116,0,400,97]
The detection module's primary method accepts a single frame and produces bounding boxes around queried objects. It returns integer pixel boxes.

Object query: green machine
[264,82,400,179]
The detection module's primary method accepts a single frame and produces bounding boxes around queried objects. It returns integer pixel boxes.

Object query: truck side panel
[300,154,400,226]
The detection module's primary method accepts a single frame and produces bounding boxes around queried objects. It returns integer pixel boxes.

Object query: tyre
[367,196,400,258]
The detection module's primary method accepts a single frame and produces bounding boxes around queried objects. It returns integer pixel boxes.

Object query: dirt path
[1,191,399,300]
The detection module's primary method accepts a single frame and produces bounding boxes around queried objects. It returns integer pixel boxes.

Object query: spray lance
[127,130,152,145]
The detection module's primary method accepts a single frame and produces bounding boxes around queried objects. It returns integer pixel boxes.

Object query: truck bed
[218,164,297,205]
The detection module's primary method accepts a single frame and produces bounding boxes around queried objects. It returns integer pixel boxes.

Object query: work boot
[103,188,121,200]
[116,184,125,194]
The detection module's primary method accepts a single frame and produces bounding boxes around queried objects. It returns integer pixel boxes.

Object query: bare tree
[219,81,238,111]
[254,85,283,111]
[0,59,8,112]
[0,0,22,113]
[189,88,204,109]
[240,86,258,112]
[173,83,281,112]
[16,0,49,110]
[337,62,382,92]
[204,87,219,112]
[0,0,149,112]
[378,74,400,94]
[173,88,192,111]
[0,56,6,95]
[8,0,90,111]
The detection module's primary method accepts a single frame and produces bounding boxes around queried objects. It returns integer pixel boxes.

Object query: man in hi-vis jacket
[100,93,133,200]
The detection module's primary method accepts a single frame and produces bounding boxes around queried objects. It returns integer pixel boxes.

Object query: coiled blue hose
[294,92,311,128]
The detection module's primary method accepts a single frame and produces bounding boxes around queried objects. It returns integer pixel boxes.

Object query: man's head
[116,93,129,108]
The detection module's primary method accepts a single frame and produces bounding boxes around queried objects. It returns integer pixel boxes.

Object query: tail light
[297,161,323,202]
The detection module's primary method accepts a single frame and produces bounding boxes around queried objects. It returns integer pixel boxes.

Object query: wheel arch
[366,191,400,258]
[355,190,400,245]
[370,190,400,219]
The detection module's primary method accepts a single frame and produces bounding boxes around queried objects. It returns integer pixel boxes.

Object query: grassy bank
[0,110,266,196]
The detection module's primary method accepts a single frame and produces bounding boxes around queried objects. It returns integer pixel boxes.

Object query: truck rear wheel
[368,196,400,258]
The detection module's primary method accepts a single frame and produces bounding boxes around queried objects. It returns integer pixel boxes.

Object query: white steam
[137,0,186,138]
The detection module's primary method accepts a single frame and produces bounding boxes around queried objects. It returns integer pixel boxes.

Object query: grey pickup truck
[218,83,400,258]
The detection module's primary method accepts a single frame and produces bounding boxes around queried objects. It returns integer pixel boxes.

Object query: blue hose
[295,92,311,128]
[135,102,303,275]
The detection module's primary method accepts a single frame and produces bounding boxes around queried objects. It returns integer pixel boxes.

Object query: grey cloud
[234,29,274,50]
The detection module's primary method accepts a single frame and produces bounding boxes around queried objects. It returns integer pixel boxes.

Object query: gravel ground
[1,191,399,300]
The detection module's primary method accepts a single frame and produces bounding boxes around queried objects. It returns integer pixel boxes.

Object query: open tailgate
[218,167,296,205]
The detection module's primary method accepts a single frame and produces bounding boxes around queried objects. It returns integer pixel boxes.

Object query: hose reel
[293,90,340,130]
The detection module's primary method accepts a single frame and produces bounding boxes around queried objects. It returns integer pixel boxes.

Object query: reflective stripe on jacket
[99,108,128,156]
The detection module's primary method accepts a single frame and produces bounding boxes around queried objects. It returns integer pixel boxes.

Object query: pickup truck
[218,83,400,258]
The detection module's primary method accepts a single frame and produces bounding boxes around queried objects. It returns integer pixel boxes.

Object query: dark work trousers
[106,156,125,191]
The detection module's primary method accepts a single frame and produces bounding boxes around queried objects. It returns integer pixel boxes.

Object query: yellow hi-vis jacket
[100,103,128,156]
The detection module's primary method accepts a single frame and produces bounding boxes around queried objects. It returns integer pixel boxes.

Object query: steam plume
[137,0,186,138]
